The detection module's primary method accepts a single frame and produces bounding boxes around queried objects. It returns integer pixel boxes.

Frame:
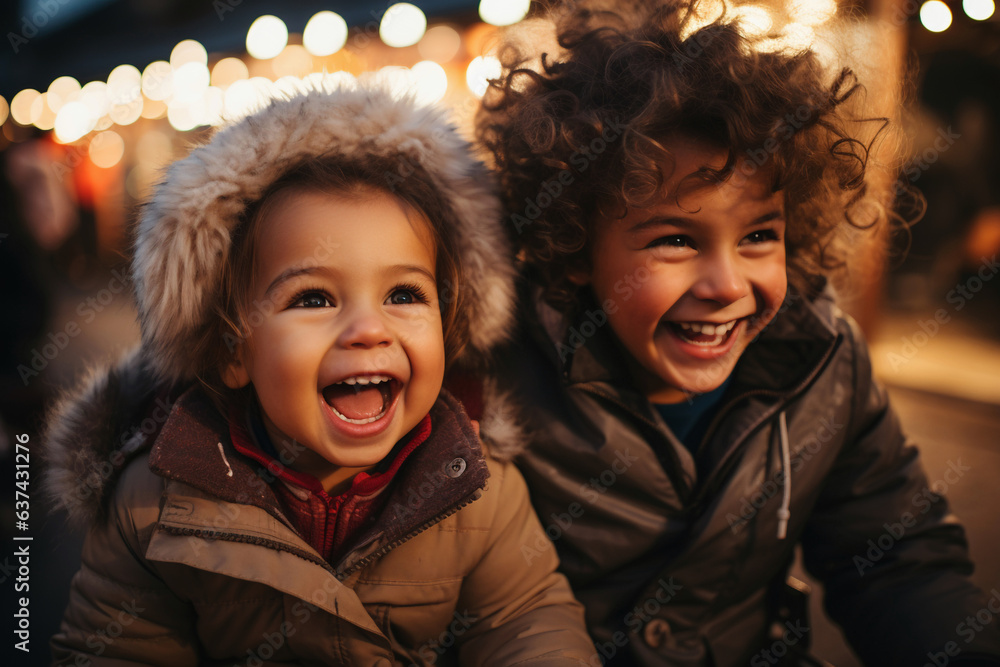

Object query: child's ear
[221,356,251,389]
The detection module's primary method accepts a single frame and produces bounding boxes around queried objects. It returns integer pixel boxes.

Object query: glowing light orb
[304,11,348,56]
[247,15,289,60]
[479,0,531,26]
[380,3,427,48]
[920,1,953,32]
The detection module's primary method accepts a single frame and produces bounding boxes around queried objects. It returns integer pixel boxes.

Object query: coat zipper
[159,490,485,581]
[575,382,694,500]
[337,491,483,578]
[573,333,843,517]
[687,333,843,512]
[158,525,338,575]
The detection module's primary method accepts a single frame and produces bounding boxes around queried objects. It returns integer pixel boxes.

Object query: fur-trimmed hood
[44,75,516,525]
[135,74,514,384]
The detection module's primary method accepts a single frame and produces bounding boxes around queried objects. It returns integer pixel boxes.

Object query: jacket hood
[134,74,515,384]
[43,348,165,525]
[45,75,516,524]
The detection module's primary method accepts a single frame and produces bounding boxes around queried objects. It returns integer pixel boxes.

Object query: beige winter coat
[48,372,595,666]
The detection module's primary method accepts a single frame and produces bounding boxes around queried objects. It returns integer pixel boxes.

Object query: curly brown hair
[477,0,898,312]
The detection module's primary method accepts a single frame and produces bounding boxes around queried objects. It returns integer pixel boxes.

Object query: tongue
[323,384,387,420]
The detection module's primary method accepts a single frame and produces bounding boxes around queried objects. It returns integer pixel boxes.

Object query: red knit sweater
[228,414,431,563]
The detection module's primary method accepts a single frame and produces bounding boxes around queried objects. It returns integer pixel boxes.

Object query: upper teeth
[339,374,391,386]
[677,321,737,335]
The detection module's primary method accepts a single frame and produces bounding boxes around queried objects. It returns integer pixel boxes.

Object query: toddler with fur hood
[44,77,594,666]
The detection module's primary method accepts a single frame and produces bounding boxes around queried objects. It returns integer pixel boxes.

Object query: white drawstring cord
[776,411,791,539]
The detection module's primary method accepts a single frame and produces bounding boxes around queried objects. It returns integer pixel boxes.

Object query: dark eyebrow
[264,266,320,297]
[263,264,437,298]
[397,264,437,283]
[628,209,784,234]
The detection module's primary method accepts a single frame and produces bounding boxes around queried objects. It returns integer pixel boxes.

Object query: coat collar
[540,285,840,399]
[147,387,490,572]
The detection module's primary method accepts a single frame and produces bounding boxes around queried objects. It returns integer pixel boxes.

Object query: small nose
[336,306,393,349]
[691,252,750,305]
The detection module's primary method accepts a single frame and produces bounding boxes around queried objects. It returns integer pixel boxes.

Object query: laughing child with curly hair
[476,2,1000,665]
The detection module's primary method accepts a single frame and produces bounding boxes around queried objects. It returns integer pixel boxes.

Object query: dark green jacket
[482,287,1000,667]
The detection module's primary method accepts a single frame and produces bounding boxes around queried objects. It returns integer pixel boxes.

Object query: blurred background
[0,0,997,664]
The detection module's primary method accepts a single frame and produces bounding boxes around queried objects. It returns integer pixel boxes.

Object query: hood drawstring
[776,411,791,539]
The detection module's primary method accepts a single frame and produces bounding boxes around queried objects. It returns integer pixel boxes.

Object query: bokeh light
[110,98,143,126]
[170,39,208,69]
[47,76,81,113]
[758,22,815,53]
[167,103,200,132]
[107,64,142,104]
[54,101,95,143]
[0,96,8,126]
[304,11,348,57]
[171,62,211,105]
[30,93,57,130]
[964,0,996,20]
[380,3,427,48]
[419,25,462,62]
[479,0,531,26]
[730,5,773,38]
[224,77,274,121]
[411,60,449,104]
[466,55,502,98]
[211,58,250,90]
[920,1,953,32]
[89,130,125,168]
[247,15,289,60]
[140,98,168,119]
[788,0,837,26]
[80,81,111,120]
[272,45,314,79]
[11,89,40,125]
[142,61,174,101]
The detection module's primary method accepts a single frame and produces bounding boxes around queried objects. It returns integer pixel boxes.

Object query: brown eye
[293,292,331,308]
[386,283,429,305]
[743,230,779,245]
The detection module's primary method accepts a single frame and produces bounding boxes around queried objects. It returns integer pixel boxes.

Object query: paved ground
[795,385,1000,667]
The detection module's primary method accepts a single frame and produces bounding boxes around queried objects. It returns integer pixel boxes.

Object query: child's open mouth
[669,319,739,347]
[322,375,399,425]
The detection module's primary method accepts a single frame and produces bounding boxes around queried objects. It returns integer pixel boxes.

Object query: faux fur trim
[479,378,531,462]
[42,348,164,525]
[133,75,515,384]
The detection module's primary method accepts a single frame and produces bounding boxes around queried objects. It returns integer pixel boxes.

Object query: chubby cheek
[248,325,320,397]
[755,259,789,324]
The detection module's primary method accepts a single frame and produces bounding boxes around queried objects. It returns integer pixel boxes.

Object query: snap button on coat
[643,618,671,649]
[447,458,467,477]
